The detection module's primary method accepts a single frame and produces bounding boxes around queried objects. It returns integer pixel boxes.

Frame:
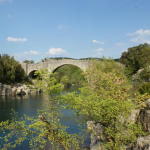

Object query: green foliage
[138,82,150,95]
[119,43,150,78]
[0,68,85,150]
[23,76,34,85]
[23,60,34,64]
[15,64,26,82]
[128,66,150,96]
[53,65,86,86]
[61,57,150,150]
[0,54,27,84]
[140,67,150,81]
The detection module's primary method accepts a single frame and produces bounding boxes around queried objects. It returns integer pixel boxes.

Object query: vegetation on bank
[53,65,86,87]
[119,43,150,78]
[119,43,150,95]
[0,54,32,85]
[62,57,150,150]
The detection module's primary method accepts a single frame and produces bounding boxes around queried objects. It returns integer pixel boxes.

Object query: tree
[15,63,26,82]
[61,57,150,150]
[23,60,34,64]
[0,68,84,150]
[0,54,17,84]
[0,54,3,83]
[0,54,26,84]
[119,43,150,78]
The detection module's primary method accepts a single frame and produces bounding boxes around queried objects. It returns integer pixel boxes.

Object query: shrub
[138,82,150,94]
[140,68,150,81]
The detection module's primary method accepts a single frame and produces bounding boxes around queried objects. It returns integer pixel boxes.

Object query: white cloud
[7,37,27,42]
[116,43,124,46]
[100,42,105,44]
[93,40,99,43]
[13,51,40,62]
[127,29,150,36]
[94,48,103,51]
[127,29,150,44]
[7,14,12,18]
[93,40,105,44]
[24,51,40,55]
[94,48,103,55]
[58,25,67,30]
[46,48,67,55]
[130,36,150,44]
[8,0,12,2]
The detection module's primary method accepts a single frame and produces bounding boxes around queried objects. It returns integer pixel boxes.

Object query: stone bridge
[21,59,92,78]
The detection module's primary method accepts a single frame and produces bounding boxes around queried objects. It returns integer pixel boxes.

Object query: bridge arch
[28,70,38,79]
[52,64,85,73]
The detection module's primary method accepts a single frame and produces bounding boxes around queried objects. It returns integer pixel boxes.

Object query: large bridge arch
[52,64,84,73]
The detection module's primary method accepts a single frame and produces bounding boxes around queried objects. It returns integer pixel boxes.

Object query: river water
[0,86,90,150]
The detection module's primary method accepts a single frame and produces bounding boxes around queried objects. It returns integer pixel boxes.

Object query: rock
[87,121,96,133]
[145,99,150,108]
[137,109,150,132]
[0,83,41,96]
[0,84,12,95]
[128,109,140,124]
[132,66,150,85]
[133,135,150,150]
[87,121,105,150]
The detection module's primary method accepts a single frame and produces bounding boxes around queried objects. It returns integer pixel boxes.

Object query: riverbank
[0,86,91,150]
[0,83,41,96]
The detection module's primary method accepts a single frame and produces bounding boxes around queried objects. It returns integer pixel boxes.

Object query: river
[0,85,90,150]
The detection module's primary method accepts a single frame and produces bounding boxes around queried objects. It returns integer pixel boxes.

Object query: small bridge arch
[28,70,38,79]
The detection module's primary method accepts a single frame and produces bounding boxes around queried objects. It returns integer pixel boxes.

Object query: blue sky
[0,0,150,63]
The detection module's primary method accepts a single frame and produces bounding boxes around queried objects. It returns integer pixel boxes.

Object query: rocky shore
[0,83,41,96]
[87,98,150,150]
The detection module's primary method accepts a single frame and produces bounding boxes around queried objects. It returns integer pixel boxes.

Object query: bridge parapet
[21,59,124,78]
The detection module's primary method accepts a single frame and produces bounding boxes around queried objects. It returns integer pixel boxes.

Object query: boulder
[133,135,150,150]
[0,84,12,95]
[87,121,105,150]
[0,83,40,96]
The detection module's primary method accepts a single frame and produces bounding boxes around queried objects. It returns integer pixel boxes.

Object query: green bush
[23,77,34,85]
[119,43,150,78]
[140,68,150,81]
[138,82,150,94]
